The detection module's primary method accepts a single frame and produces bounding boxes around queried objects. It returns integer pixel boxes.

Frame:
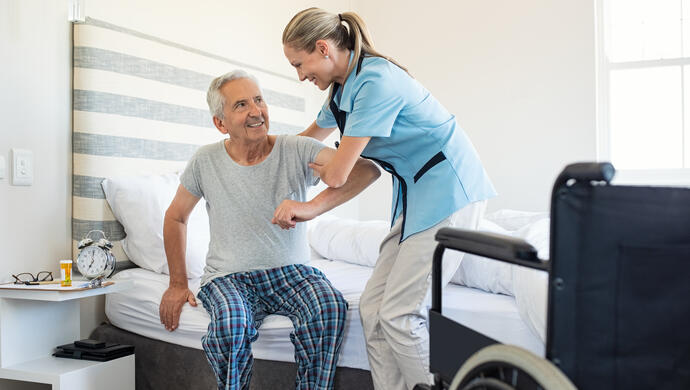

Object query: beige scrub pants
[359,200,487,390]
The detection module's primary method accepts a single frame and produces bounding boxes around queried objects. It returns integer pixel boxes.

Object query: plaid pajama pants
[197,264,348,390]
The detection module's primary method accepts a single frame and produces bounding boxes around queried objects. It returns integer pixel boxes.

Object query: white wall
[0,2,71,388]
[0,1,597,387]
[0,0,72,278]
[353,0,598,213]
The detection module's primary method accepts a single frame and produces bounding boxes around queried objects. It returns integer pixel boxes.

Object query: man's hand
[272,199,318,229]
[159,286,197,332]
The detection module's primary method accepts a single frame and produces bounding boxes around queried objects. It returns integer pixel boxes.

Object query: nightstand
[0,280,135,389]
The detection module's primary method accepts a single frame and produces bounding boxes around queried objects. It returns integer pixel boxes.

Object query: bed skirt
[90,323,374,390]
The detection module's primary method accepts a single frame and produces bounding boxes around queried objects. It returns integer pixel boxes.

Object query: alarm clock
[76,230,116,279]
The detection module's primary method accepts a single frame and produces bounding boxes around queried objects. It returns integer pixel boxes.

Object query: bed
[89,184,550,389]
[70,16,551,389]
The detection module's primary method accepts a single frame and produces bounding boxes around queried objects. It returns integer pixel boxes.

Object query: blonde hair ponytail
[283,8,408,87]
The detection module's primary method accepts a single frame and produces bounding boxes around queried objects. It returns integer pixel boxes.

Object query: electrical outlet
[11,148,33,186]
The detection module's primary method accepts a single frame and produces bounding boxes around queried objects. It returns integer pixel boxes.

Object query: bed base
[90,323,374,390]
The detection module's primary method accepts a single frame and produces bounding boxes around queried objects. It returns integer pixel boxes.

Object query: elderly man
[159,70,380,390]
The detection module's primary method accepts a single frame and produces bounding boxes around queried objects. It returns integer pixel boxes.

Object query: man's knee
[321,287,348,320]
[308,283,347,328]
[210,299,254,337]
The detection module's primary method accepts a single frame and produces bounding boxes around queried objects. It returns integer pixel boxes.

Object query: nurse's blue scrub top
[316,54,496,242]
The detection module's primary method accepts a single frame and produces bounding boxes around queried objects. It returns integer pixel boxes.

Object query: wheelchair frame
[425,162,690,389]
[427,164,615,388]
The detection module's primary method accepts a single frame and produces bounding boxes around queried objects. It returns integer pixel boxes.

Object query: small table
[0,280,135,389]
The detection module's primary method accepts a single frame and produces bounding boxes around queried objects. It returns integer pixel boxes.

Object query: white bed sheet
[106,259,544,371]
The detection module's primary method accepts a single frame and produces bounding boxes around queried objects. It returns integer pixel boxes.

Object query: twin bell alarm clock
[76,230,116,279]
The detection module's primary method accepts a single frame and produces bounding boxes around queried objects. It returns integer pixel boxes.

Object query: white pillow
[308,216,389,267]
[449,219,515,295]
[101,173,209,278]
[511,217,550,343]
[447,212,551,342]
[485,209,549,231]
[449,212,551,295]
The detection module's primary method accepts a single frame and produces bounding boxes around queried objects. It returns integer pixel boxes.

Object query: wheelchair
[416,162,690,390]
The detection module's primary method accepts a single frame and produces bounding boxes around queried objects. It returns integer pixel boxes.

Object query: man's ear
[213,116,228,135]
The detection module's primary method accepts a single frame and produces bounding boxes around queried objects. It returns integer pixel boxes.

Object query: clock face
[77,246,109,278]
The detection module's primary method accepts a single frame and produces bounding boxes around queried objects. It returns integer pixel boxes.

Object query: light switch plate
[11,148,33,186]
[0,156,5,179]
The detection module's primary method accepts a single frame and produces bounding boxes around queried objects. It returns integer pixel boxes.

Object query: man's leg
[198,276,259,390]
[261,264,348,390]
[378,201,486,390]
[359,217,407,390]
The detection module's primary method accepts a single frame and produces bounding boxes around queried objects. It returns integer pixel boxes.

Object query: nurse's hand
[272,199,318,229]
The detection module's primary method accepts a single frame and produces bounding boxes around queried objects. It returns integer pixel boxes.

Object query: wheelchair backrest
[546,165,690,390]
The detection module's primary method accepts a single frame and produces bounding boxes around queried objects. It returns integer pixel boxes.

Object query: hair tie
[338,13,343,22]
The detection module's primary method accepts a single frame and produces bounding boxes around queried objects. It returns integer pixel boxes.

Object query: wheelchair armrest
[431,227,549,313]
[435,227,547,270]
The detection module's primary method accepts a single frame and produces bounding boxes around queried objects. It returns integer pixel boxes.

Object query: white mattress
[106,259,544,371]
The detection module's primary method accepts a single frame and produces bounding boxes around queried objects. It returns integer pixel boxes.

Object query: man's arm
[272,147,380,229]
[298,120,337,142]
[308,136,371,188]
[159,184,201,331]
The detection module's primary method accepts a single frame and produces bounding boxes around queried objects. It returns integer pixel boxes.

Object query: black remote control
[74,339,106,349]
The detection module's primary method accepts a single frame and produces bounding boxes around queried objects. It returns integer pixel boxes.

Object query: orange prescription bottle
[60,260,72,287]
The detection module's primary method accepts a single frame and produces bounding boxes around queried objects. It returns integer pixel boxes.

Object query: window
[597,0,690,184]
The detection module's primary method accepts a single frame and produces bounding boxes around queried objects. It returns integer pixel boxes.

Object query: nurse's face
[283,42,334,91]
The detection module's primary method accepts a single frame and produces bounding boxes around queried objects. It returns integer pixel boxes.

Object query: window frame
[596,0,690,185]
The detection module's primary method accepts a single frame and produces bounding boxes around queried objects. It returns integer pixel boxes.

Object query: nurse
[283,8,496,390]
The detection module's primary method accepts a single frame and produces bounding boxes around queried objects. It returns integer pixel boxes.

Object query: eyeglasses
[12,271,54,285]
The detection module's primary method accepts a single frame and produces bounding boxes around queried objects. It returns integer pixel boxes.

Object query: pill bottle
[60,260,72,287]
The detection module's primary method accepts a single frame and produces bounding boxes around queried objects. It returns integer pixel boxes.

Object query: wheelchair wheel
[448,344,576,390]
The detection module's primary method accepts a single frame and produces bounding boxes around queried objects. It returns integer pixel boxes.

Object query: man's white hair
[206,70,261,120]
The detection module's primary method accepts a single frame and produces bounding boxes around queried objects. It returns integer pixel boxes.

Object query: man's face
[216,78,269,141]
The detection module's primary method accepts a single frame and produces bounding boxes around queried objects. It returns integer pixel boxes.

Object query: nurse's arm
[299,120,336,142]
[271,146,380,229]
[309,135,371,188]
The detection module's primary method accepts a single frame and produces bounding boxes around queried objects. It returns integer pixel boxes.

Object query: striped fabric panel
[74,46,305,112]
[72,17,309,268]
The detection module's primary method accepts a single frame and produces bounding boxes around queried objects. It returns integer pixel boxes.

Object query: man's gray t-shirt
[180,135,326,286]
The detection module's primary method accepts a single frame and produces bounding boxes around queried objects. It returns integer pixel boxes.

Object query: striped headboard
[72,17,309,269]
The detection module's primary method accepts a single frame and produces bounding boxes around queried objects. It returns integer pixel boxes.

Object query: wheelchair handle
[554,162,614,190]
